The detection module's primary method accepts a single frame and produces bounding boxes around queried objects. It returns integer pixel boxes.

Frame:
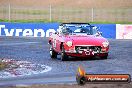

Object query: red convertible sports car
[49,23,109,61]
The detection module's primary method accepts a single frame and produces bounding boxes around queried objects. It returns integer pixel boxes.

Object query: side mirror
[99,32,102,35]
[95,32,102,36]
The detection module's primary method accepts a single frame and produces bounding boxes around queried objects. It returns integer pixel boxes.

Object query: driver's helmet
[80,28,87,33]
[62,28,72,34]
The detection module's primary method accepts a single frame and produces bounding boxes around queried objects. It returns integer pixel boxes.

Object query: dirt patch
[0,59,51,78]
[0,61,7,70]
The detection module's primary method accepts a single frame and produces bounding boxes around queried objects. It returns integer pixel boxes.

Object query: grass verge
[0,19,132,24]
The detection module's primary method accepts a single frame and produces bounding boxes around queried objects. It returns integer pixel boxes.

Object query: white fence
[0,4,132,22]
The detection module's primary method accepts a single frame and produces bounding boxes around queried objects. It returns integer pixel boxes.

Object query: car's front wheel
[50,45,57,59]
[101,53,108,59]
[61,46,68,61]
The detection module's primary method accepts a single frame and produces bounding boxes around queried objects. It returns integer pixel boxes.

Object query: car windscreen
[64,26,98,35]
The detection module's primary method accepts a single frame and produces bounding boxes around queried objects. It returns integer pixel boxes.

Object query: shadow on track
[55,56,109,61]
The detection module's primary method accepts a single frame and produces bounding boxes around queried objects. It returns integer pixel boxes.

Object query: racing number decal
[53,39,56,48]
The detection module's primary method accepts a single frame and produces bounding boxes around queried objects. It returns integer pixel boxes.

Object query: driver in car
[62,28,72,34]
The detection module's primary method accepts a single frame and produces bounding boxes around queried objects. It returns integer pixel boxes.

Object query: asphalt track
[0,36,132,85]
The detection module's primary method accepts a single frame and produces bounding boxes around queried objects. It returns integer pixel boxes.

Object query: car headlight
[102,41,109,47]
[66,41,73,47]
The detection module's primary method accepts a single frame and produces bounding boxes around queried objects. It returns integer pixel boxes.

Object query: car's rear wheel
[61,46,68,61]
[50,45,57,59]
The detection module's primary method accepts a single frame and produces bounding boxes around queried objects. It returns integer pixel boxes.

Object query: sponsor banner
[93,24,116,39]
[0,22,59,37]
[0,22,116,38]
[116,24,132,39]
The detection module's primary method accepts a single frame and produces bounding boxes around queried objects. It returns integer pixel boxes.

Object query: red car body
[49,23,109,61]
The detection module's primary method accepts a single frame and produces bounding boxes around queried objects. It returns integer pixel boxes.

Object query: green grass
[0,7,132,24]
[0,19,68,23]
[0,19,132,24]
[0,9,49,15]
[89,21,132,24]
[11,9,49,15]
[0,19,51,23]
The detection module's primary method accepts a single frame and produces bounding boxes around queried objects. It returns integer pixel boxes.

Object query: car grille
[75,46,101,52]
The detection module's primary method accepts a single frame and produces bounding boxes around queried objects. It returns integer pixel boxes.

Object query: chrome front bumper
[65,45,108,55]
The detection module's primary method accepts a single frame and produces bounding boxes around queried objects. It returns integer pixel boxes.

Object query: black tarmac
[0,37,132,85]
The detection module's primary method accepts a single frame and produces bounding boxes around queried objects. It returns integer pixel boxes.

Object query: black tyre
[61,46,68,61]
[50,45,57,59]
[101,53,108,59]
